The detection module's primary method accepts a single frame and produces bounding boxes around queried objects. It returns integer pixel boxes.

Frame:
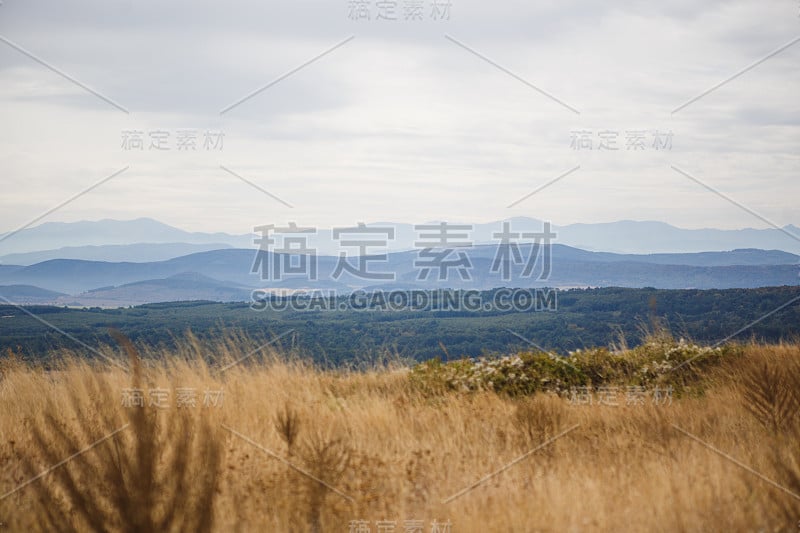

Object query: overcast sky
[0,0,798,236]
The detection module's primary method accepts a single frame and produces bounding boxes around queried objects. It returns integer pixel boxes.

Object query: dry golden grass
[0,339,798,532]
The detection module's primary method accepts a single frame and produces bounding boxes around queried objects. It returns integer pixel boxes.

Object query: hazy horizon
[2,214,800,238]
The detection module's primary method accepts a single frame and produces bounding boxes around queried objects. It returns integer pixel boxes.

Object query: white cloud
[0,0,797,237]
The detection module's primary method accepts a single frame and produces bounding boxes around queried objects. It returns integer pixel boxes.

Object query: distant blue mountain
[0,245,797,299]
[0,284,67,304]
[0,218,252,256]
[66,272,253,306]
[0,242,234,265]
[1,217,800,258]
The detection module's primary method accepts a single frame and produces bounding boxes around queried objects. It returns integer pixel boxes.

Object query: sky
[0,0,798,236]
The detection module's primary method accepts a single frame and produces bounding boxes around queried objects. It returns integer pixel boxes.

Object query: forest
[1,286,798,365]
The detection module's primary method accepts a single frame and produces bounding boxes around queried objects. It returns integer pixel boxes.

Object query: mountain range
[0,245,797,307]
[0,217,798,306]
[2,217,800,261]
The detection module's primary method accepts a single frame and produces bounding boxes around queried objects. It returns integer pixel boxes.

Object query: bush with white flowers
[410,338,739,397]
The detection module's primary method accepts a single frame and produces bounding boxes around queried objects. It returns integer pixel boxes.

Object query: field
[0,336,798,532]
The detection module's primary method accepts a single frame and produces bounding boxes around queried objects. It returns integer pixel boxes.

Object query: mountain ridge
[2,217,800,257]
[0,244,797,299]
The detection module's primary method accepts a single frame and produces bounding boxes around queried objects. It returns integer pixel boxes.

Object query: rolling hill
[0,245,796,305]
[2,217,800,259]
